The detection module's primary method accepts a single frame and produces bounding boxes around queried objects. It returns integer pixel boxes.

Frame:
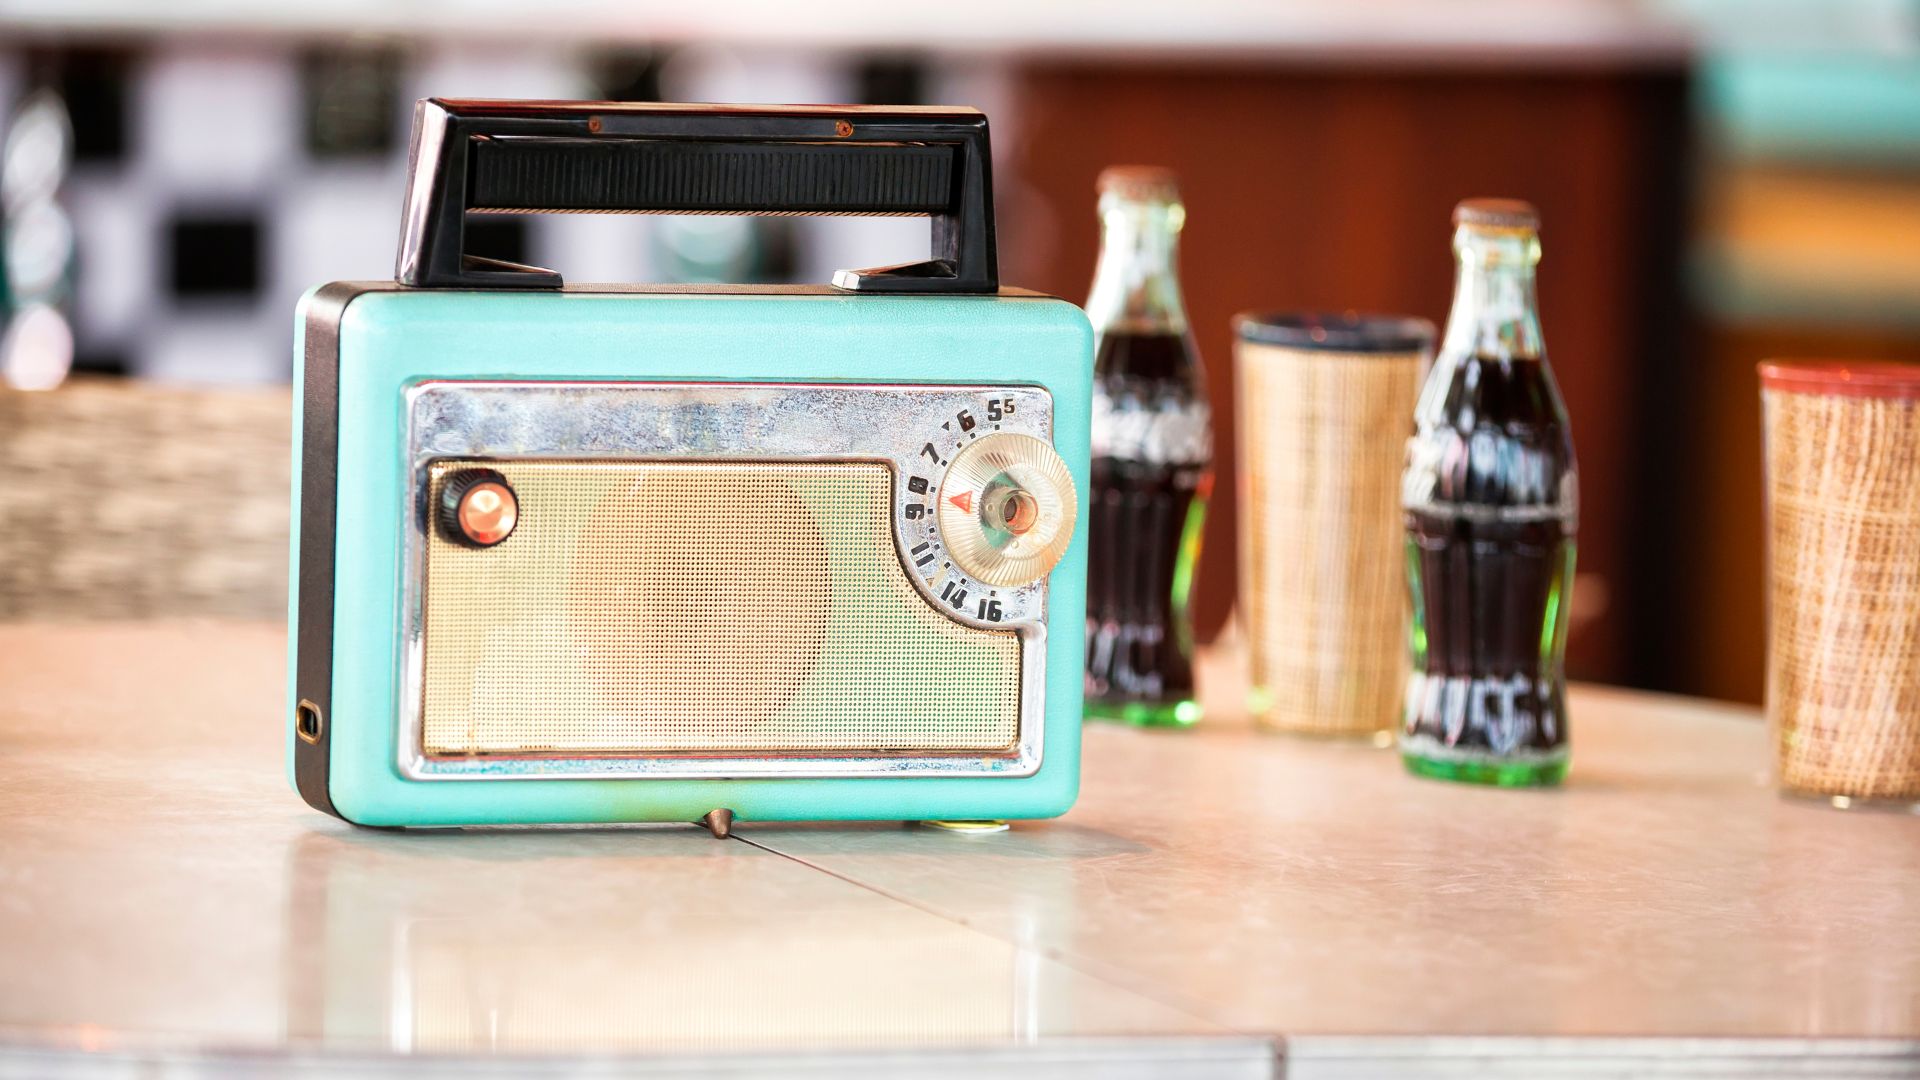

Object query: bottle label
[1092,382,1212,467]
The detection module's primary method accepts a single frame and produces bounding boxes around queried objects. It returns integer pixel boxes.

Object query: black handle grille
[469,139,956,216]
[396,100,997,293]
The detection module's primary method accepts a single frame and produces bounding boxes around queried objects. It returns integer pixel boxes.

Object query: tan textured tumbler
[1234,313,1433,736]
[1761,360,1920,807]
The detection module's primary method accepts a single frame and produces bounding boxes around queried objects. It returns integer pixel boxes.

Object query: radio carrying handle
[396,99,999,293]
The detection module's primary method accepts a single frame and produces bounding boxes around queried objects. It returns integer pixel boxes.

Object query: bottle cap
[1453,198,1539,231]
[1098,165,1181,203]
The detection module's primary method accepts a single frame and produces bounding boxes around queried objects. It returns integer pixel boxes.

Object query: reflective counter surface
[1,621,1916,1078]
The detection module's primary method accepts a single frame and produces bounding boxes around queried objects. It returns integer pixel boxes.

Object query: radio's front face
[398,382,1072,783]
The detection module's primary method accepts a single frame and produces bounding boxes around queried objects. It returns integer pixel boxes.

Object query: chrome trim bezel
[396,380,1056,781]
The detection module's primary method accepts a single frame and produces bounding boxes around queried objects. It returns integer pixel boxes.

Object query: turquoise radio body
[289,100,1091,831]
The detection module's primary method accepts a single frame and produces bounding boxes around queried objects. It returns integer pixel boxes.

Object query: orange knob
[438,468,518,547]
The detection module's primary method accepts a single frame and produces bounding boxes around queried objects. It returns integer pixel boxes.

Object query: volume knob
[437,468,518,548]
[936,432,1077,588]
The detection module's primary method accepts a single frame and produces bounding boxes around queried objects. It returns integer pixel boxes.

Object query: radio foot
[699,809,735,839]
[918,819,1009,834]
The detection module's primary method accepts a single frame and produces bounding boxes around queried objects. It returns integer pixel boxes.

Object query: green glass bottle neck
[1440,226,1545,363]
[1086,198,1190,335]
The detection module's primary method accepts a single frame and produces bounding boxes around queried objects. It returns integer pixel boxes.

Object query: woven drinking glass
[1760,360,1920,808]
[1234,313,1433,737]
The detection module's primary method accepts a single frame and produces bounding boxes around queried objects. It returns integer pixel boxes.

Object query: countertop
[1,621,1916,1078]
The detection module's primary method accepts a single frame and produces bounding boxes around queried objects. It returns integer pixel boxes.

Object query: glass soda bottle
[1400,198,1578,785]
[1083,167,1212,727]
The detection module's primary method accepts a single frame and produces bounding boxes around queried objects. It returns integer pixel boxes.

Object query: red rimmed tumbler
[1761,360,1920,810]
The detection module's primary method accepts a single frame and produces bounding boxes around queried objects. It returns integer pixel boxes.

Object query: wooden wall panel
[1689,321,1920,704]
[1001,63,1692,685]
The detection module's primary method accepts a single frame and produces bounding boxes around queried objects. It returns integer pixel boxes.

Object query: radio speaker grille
[421,460,1021,756]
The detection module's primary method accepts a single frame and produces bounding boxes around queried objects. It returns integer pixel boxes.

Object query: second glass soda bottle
[1083,167,1213,727]
[1401,198,1578,785]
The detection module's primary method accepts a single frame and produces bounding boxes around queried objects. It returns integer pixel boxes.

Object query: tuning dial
[937,433,1077,588]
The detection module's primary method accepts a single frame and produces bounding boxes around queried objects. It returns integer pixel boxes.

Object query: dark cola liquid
[1402,353,1576,783]
[1085,330,1209,724]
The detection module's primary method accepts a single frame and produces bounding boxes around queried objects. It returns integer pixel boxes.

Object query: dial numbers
[894,391,1059,626]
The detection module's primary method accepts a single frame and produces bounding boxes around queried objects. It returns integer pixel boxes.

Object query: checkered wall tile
[1,41,997,385]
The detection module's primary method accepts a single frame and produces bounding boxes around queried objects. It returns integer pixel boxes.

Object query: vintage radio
[289,100,1091,832]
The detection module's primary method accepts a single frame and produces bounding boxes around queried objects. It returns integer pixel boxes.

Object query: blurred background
[1,0,1917,704]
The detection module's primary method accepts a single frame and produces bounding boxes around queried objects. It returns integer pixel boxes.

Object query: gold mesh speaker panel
[421,460,1021,756]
